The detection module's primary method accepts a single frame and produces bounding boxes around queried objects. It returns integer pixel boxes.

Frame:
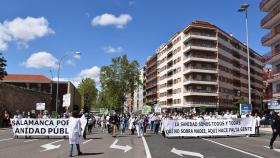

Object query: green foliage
[234,96,246,109]
[78,78,98,112]
[0,53,7,80]
[99,54,141,112]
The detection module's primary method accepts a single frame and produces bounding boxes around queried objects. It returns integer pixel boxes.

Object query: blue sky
[0,0,269,85]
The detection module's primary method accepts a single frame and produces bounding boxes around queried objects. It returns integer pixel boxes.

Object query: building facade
[143,54,158,106]
[1,74,81,113]
[156,21,263,110]
[133,69,144,112]
[260,0,280,109]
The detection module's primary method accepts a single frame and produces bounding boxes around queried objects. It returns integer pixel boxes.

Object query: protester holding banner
[269,111,280,149]
[68,110,83,157]
[13,110,22,119]
[254,113,261,136]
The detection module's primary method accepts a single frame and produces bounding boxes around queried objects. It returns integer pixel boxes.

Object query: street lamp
[238,3,251,105]
[55,51,81,114]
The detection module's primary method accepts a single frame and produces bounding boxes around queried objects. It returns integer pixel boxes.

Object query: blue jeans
[69,144,81,156]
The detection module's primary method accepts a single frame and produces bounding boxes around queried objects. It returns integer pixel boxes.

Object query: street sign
[36,103,45,111]
[240,104,252,115]
[62,93,71,107]
[142,105,151,114]
[267,100,280,110]
[154,105,161,113]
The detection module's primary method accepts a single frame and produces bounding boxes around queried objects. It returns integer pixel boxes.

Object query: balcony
[184,89,218,97]
[184,78,218,85]
[184,101,217,107]
[184,54,218,63]
[262,49,280,64]
[273,90,280,98]
[184,66,217,74]
[261,3,280,28]
[183,32,217,42]
[267,69,280,82]
[262,24,280,46]
[260,0,279,12]
[263,92,273,100]
[184,43,217,53]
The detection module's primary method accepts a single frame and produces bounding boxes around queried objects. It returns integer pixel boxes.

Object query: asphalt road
[0,128,279,158]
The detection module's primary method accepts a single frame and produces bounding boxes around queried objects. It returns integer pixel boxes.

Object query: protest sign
[142,105,151,114]
[154,105,161,113]
[10,119,69,136]
[62,93,71,107]
[162,118,255,137]
[100,108,109,115]
[10,117,88,137]
[36,103,45,111]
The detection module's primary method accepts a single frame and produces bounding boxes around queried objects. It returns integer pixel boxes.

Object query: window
[276,64,280,72]
[206,75,211,81]
[277,84,280,92]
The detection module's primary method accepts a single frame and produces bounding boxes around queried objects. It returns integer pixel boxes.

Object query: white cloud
[23,51,58,69]
[0,17,54,51]
[78,66,100,81]
[53,66,101,88]
[103,46,123,53]
[91,13,132,29]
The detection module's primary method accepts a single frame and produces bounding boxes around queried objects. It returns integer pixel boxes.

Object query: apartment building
[143,54,158,106]
[133,69,144,112]
[156,21,263,110]
[260,0,280,110]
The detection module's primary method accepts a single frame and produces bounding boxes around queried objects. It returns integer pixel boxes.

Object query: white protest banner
[10,119,69,136]
[163,118,256,137]
[62,93,71,107]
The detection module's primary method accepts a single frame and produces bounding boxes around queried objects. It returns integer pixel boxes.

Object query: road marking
[171,147,204,157]
[0,138,13,142]
[110,139,132,153]
[264,146,280,153]
[40,139,63,152]
[142,136,152,158]
[203,138,264,158]
[83,139,92,144]
[24,139,38,143]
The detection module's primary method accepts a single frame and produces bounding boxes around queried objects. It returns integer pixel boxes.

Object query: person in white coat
[68,111,82,157]
[128,115,136,135]
[254,113,261,136]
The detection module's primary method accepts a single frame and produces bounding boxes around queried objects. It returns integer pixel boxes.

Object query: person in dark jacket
[269,111,280,149]
[109,112,119,137]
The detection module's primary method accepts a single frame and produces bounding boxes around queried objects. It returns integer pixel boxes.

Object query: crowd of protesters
[1,108,280,150]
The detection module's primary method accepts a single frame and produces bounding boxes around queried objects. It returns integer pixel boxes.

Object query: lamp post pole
[238,3,251,105]
[55,52,81,114]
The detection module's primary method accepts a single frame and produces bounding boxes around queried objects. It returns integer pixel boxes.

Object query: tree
[234,96,246,109]
[78,78,98,112]
[0,53,7,80]
[99,55,141,112]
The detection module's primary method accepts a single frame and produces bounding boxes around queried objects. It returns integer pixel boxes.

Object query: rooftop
[2,74,52,83]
